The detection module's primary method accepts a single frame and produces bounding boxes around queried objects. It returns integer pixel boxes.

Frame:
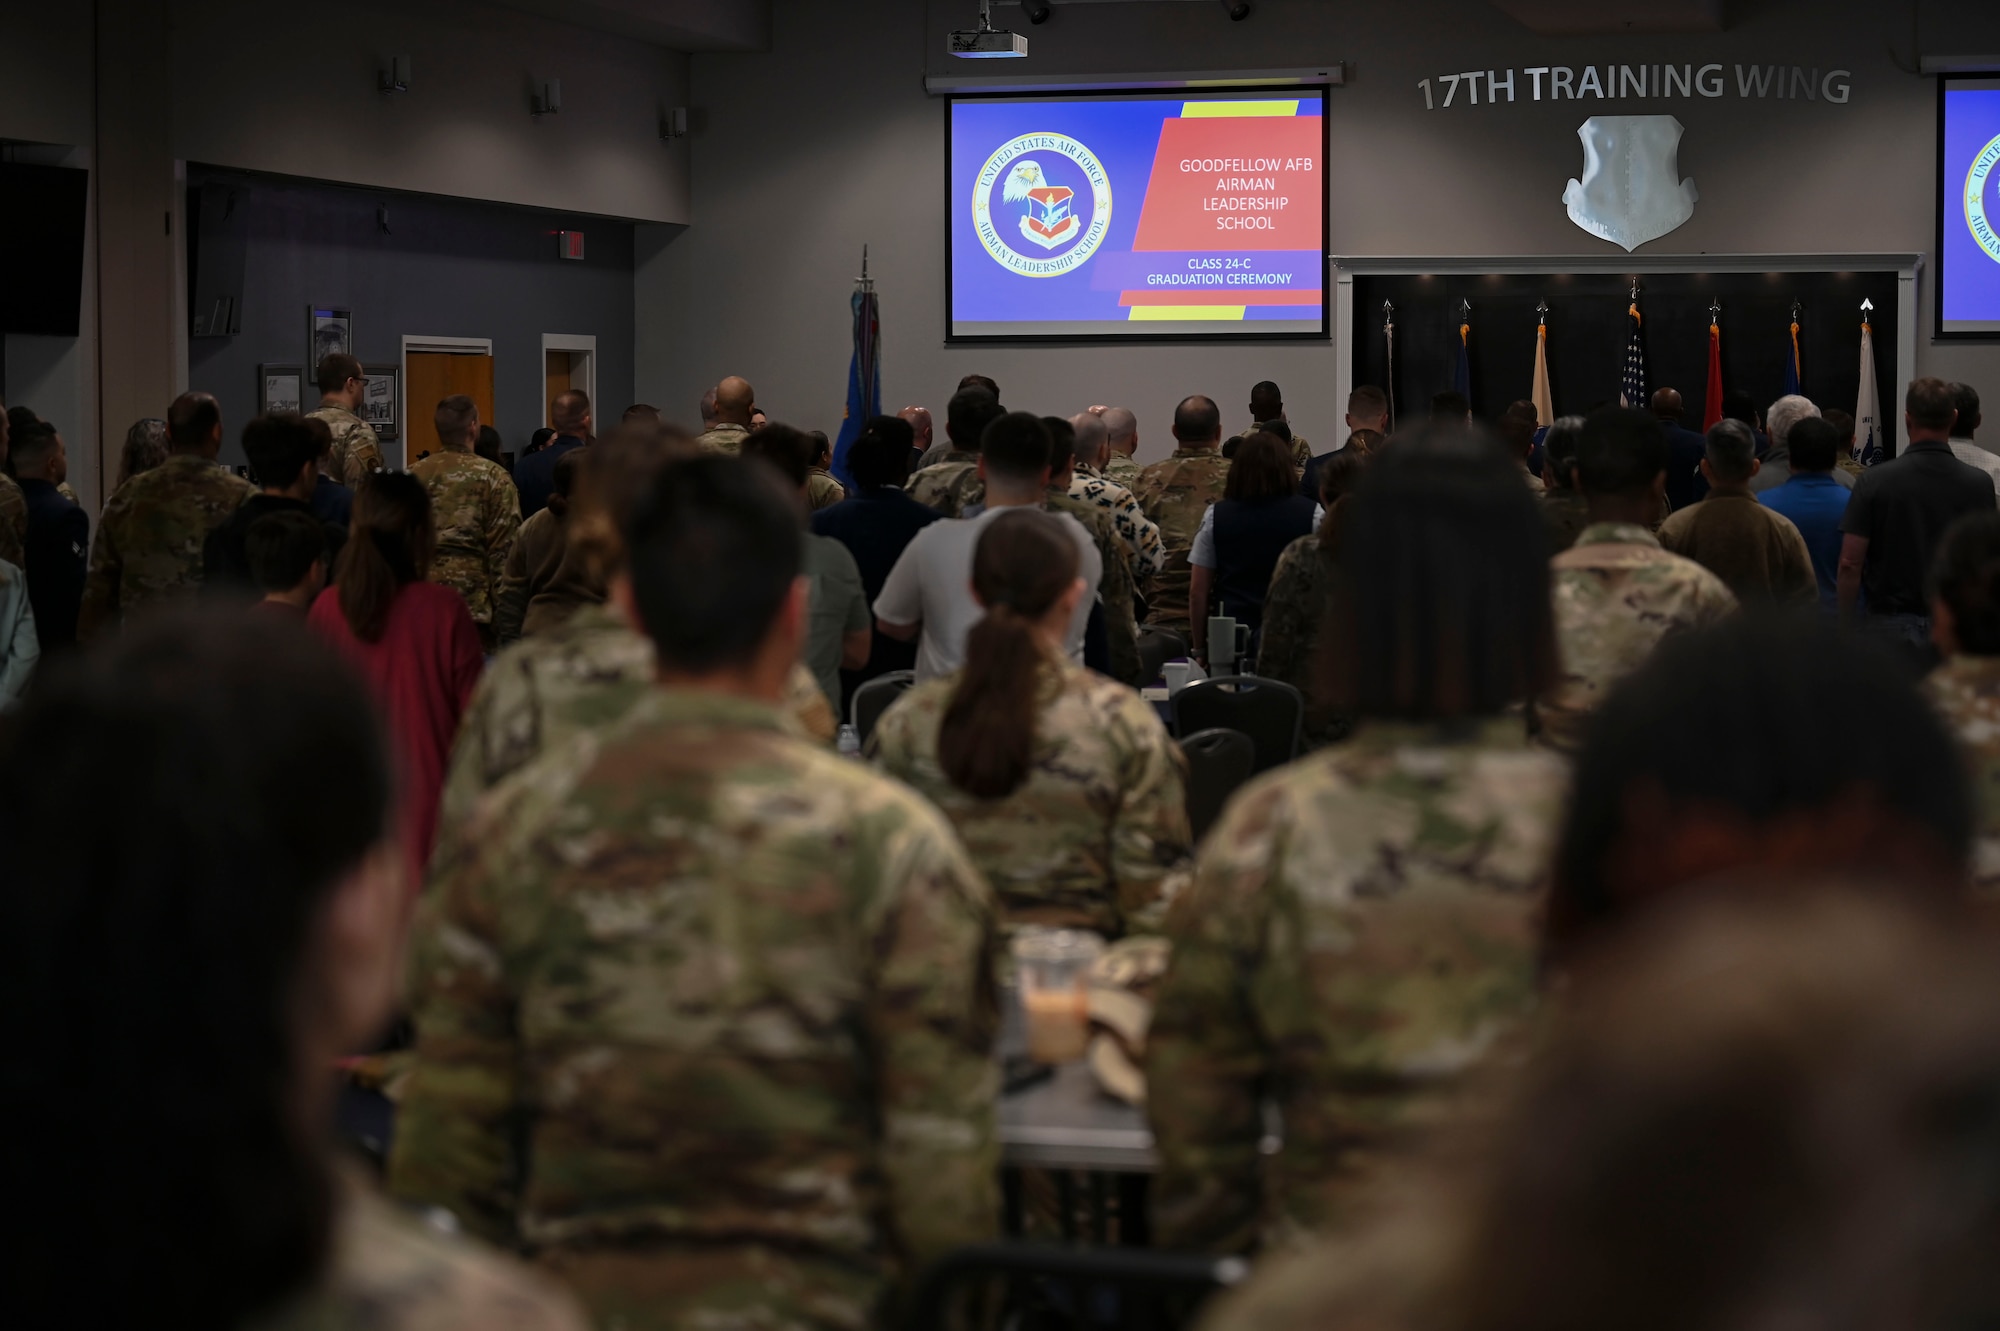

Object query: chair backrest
[851,670,916,744]
[1136,626,1187,686]
[1172,675,1303,774]
[907,1242,1247,1331]
[1179,727,1257,842]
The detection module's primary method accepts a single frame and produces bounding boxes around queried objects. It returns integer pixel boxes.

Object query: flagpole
[1703,298,1724,431]
[1382,300,1396,434]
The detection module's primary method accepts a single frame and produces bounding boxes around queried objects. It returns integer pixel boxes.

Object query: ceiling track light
[1219,0,1250,18]
[1024,0,1052,22]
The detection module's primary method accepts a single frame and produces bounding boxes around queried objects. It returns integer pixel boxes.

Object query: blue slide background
[1942,85,2000,329]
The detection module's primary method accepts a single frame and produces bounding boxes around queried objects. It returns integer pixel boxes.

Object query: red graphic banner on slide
[1130,116,1322,252]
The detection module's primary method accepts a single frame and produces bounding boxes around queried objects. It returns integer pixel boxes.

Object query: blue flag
[1452,319,1471,406]
[831,286,880,490]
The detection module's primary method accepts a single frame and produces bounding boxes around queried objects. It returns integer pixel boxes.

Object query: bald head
[1102,407,1138,456]
[1173,396,1222,447]
[1070,411,1109,470]
[553,389,592,435]
[699,386,719,428]
[714,377,756,427]
[1650,388,1684,421]
[898,406,933,449]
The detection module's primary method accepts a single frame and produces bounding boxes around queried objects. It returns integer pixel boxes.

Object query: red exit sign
[558,230,585,261]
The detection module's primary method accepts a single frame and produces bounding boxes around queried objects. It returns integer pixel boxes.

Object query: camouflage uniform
[807,468,846,513]
[56,481,79,506]
[1924,655,2000,892]
[1255,534,1351,749]
[905,455,984,517]
[1541,487,1592,553]
[309,404,386,488]
[1235,425,1313,474]
[870,656,1194,936]
[390,687,1001,1331]
[0,472,23,568]
[693,422,750,456]
[1070,464,1166,580]
[494,508,567,645]
[1538,521,1737,753]
[1046,485,1143,685]
[1146,717,1566,1254]
[77,453,254,642]
[410,447,522,631]
[1103,452,1143,489]
[1132,445,1232,634]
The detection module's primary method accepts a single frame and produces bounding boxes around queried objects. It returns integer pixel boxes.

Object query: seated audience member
[390,456,999,1329]
[0,611,584,1330]
[877,412,1101,680]
[1499,400,1545,492]
[493,448,581,644]
[1947,382,2000,498]
[693,376,756,455]
[1839,378,1995,651]
[1133,395,1232,636]
[1189,430,1318,667]
[1926,511,2000,892]
[813,415,940,702]
[412,395,522,651]
[1302,386,1387,499]
[1651,386,1711,511]
[872,509,1192,936]
[743,423,872,707]
[1201,896,2000,1331]
[205,413,347,599]
[1042,415,1143,684]
[1759,416,1853,610]
[0,557,37,705]
[1070,409,1166,582]
[1147,428,1568,1255]
[1750,393,1848,495]
[1656,419,1817,607]
[308,472,483,880]
[1539,415,1591,552]
[805,429,846,511]
[1545,615,1970,967]
[304,416,355,528]
[113,414,171,495]
[907,386,1002,517]
[1258,448,1367,748]
[1538,407,1736,752]
[245,510,329,613]
[1101,405,1144,487]
[515,391,590,519]
[11,418,87,648]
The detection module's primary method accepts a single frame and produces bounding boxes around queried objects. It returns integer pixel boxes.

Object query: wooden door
[545,352,569,430]
[405,352,497,465]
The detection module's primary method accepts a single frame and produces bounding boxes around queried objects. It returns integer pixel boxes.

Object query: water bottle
[837,724,861,757]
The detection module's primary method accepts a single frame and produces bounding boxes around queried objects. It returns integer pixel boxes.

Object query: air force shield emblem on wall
[1562,115,1699,252]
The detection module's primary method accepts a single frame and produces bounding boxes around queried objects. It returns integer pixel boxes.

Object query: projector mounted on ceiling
[951,0,1028,58]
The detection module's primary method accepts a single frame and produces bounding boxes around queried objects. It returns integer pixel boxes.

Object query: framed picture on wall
[309,305,352,366]
[258,363,304,415]
[359,363,399,443]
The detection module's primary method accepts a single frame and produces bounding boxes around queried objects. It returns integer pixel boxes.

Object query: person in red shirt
[310,472,483,880]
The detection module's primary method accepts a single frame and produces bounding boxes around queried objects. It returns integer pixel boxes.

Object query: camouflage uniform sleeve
[493,534,531,645]
[76,494,125,644]
[485,472,523,622]
[0,482,24,567]
[1099,537,1144,686]
[342,424,386,488]
[1255,541,1319,691]
[1107,694,1195,933]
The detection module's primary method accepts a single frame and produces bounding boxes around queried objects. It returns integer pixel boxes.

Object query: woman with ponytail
[309,470,483,880]
[871,508,1192,936]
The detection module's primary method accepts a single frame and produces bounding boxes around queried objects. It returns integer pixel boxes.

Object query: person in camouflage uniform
[1232,381,1313,472]
[693,375,756,455]
[309,353,387,486]
[1256,450,1368,750]
[1538,415,1592,552]
[1041,417,1144,684]
[78,392,254,642]
[1101,407,1145,489]
[1146,432,1568,1256]
[1069,410,1165,580]
[906,386,1003,517]
[806,431,847,511]
[391,457,998,1331]
[410,395,521,648]
[1132,395,1233,635]
[1538,410,1737,753]
[1924,512,2000,892]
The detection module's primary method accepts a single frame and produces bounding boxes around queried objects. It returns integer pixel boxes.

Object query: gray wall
[640,0,2000,461]
[186,168,635,467]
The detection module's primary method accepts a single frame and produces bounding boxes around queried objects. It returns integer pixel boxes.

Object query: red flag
[1702,321,1724,431]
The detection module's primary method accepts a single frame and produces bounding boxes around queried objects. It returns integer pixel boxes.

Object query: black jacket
[20,479,86,648]
[202,494,346,599]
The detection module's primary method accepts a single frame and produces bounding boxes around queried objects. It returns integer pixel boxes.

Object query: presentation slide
[1941,76,2000,336]
[947,87,1327,340]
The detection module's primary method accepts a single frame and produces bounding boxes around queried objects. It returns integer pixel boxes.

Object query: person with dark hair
[872,508,1192,934]
[1925,511,2000,892]
[516,390,591,520]
[1656,419,1817,606]
[246,509,330,612]
[303,415,355,528]
[1430,390,1471,423]
[204,412,347,601]
[11,418,86,648]
[307,352,386,487]
[524,425,557,458]
[308,471,483,878]
[693,376,755,455]
[1546,616,1971,964]
[1189,430,1319,666]
[804,428,846,511]
[1538,407,1736,751]
[1232,380,1313,473]
[1838,377,1995,649]
[474,422,506,470]
[908,386,1003,516]
[410,394,522,651]
[879,411,1101,679]
[1496,400,1545,492]
[1538,414,1591,551]
[1133,394,1232,635]
[1302,388,1386,498]
[493,447,582,644]
[1759,415,1854,610]
[1721,386,1770,455]
[1650,386,1712,511]
[0,610,586,1329]
[114,415,171,494]
[1147,427,1568,1255]
[1258,446,1368,748]
[744,423,872,708]
[959,372,1000,399]
[1945,382,2000,497]
[78,390,255,642]
[392,455,1000,1328]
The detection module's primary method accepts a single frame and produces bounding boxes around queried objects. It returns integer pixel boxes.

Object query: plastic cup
[1011,928,1103,1064]
[1163,661,1191,695]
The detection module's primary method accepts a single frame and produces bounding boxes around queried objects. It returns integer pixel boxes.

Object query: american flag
[1619,301,1648,408]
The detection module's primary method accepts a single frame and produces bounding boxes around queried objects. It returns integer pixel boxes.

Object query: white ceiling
[478,0,771,50]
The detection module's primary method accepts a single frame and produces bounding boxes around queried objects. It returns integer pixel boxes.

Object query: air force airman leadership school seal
[974,133,1113,277]
[1968,131,2000,266]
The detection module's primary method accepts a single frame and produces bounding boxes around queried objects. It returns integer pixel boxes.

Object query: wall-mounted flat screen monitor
[947,86,1328,342]
[1940,74,2000,337]
[0,163,89,337]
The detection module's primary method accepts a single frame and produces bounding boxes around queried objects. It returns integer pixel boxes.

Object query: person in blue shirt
[515,391,591,519]
[1651,387,1712,512]
[1759,416,1852,611]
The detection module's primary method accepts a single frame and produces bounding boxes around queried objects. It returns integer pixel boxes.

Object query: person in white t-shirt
[875,411,1101,680]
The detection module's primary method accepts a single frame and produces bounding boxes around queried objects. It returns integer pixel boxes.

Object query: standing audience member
[1751,394,1849,495]
[1758,416,1853,610]
[1656,419,1817,607]
[1302,386,1387,499]
[523,426,557,458]
[1539,415,1592,552]
[308,472,483,880]
[1069,409,1166,582]
[1924,511,2000,893]
[410,394,522,651]
[493,448,580,644]
[1101,406,1144,487]
[1132,395,1232,636]
[245,510,330,613]
[621,403,660,425]
[1042,415,1143,684]
[743,423,872,708]
[1499,401,1545,492]
[872,508,1193,936]
[515,390,590,519]
[303,416,354,528]
[1189,430,1318,667]
[0,401,25,569]
[692,376,756,455]
[1258,448,1367,749]
[1839,378,1994,652]
[1946,383,2000,498]
[390,456,1000,1330]
[1147,429,1567,1255]
[0,611,586,1331]
[1651,387,1711,511]
[11,419,87,648]
[907,386,1001,517]
[114,415,171,494]
[78,391,255,643]
[899,404,937,470]
[1234,380,1313,472]
[1430,391,1471,423]
[203,413,346,599]
[0,556,36,705]
[307,354,386,487]
[1722,388,1770,454]
[813,416,940,704]
[474,423,507,469]
[805,430,847,511]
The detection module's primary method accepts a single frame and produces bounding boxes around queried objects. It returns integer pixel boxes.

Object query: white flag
[1531,324,1553,427]
[1854,318,1881,466]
